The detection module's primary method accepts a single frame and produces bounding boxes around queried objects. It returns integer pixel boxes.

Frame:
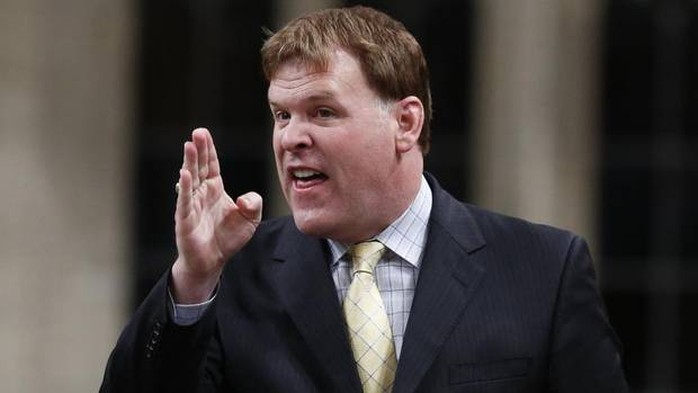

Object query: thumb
[236,192,263,225]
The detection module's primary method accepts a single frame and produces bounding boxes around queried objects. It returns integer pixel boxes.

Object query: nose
[279,118,312,152]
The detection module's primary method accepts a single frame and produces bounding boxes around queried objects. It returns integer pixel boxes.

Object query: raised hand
[170,128,262,303]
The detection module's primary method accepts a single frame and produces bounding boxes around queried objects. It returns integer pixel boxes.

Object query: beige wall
[0,0,133,391]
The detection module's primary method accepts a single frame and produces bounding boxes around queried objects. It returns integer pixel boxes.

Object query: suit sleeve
[548,236,628,392]
[99,272,225,393]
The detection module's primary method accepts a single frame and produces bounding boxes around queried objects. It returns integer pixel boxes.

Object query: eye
[315,107,335,118]
[274,111,290,122]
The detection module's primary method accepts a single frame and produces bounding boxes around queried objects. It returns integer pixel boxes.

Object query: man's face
[268,49,406,243]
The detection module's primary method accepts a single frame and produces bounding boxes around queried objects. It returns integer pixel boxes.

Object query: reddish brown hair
[261,6,433,154]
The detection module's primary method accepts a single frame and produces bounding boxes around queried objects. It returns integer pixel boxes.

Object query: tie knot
[349,240,386,275]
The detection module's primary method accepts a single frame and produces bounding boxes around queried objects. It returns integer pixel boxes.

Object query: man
[101,6,628,392]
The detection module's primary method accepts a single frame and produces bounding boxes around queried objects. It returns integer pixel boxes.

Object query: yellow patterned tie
[343,241,397,393]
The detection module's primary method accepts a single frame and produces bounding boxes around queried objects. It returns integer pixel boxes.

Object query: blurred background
[1,0,696,391]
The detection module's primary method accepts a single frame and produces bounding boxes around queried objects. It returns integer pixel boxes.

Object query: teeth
[293,169,321,179]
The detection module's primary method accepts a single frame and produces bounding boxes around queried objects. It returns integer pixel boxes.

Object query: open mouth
[291,169,328,189]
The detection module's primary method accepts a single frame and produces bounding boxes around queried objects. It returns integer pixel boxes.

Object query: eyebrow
[268,91,338,107]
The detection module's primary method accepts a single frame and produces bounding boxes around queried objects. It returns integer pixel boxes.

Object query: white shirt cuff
[167,289,217,326]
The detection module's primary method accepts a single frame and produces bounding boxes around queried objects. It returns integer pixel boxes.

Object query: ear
[394,96,424,154]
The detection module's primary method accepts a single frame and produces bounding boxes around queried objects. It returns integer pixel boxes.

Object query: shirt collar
[327,175,432,268]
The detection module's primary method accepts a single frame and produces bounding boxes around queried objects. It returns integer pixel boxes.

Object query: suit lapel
[271,223,361,393]
[393,175,487,393]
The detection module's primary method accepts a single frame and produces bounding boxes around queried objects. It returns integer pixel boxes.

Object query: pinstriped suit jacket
[101,174,628,392]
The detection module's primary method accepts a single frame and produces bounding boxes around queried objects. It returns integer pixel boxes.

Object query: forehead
[267,50,371,104]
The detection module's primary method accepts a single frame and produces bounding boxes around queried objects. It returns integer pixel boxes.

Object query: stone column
[0,0,133,391]
[471,0,602,246]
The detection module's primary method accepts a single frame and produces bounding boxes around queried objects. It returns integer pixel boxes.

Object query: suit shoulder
[427,174,581,252]
[463,203,581,248]
[457,204,592,284]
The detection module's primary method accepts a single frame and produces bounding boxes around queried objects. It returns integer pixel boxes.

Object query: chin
[292,209,350,241]
[292,210,329,237]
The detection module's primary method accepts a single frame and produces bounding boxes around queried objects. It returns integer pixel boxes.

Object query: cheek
[352,120,395,155]
[271,130,281,153]
[271,134,283,165]
[356,131,396,167]
[271,144,287,189]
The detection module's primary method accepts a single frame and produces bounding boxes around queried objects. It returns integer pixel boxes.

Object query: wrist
[170,259,221,304]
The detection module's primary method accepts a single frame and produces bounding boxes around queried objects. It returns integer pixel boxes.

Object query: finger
[206,128,221,178]
[183,141,200,189]
[175,169,194,223]
[236,192,263,225]
[192,128,210,181]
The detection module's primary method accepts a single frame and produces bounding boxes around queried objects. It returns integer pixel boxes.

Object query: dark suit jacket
[101,174,627,392]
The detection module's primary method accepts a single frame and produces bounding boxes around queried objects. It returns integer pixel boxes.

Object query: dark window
[600,0,698,390]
